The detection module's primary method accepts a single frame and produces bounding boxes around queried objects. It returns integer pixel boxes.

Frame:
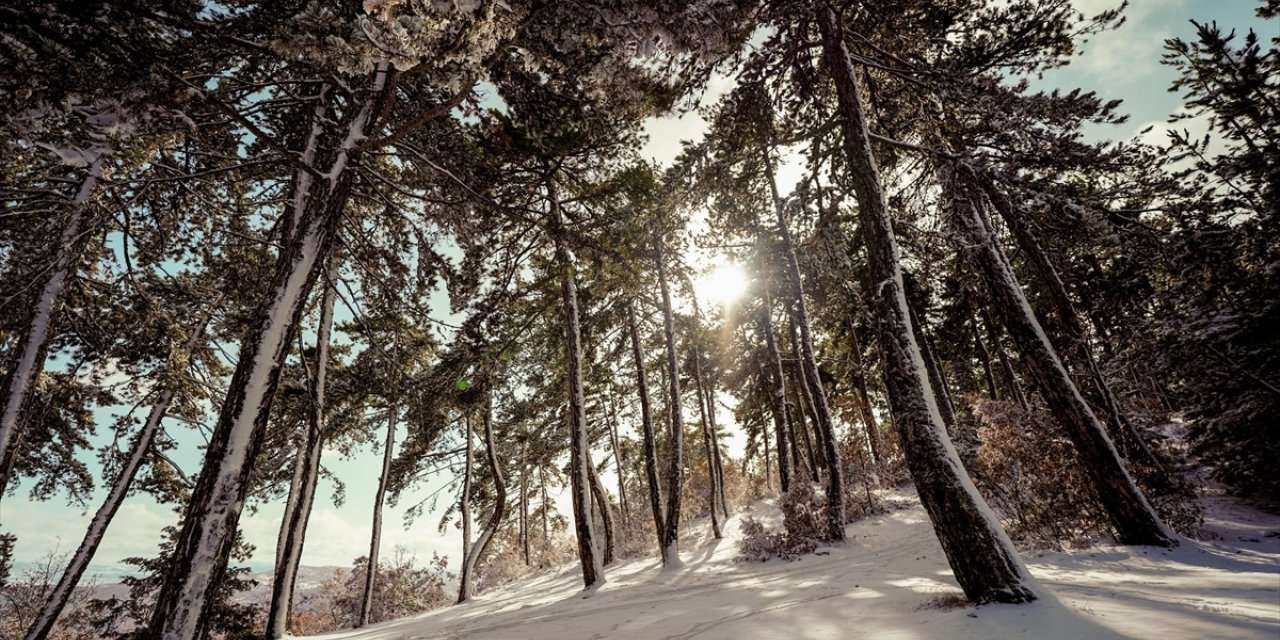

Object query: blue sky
[6,0,1273,581]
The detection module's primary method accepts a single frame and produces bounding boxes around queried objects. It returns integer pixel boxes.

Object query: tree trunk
[978,175,1163,470]
[626,300,666,556]
[24,308,211,640]
[758,278,793,493]
[942,162,1174,547]
[767,153,845,538]
[606,396,630,526]
[786,336,822,478]
[550,176,604,588]
[147,64,389,640]
[971,306,1001,401]
[456,414,474,604]
[846,318,884,473]
[691,348,722,539]
[817,5,1036,603]
[520,431,531,566]
[655,238,684,568]
[983,305,1029,410]
[267,264,337,639]
[702,369,729,519]
[359,406,397,626]
[785,377,814,480]
[762,405,773,492]
[787,320,830,474]
[587,455,616,565]
[459,396,507,602]
[0,156,105,500]
[540,466,550,556]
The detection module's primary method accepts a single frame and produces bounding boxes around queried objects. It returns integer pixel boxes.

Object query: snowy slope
[302,490,1279,640]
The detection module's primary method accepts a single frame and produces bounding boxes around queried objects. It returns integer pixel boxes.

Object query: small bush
[735,477,830,562]
[735,516,817,562]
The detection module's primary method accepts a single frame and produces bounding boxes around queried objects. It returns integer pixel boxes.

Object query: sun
[697,262,748,306]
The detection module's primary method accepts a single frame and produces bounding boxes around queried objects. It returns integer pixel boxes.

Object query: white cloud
[1072,0,1188,82]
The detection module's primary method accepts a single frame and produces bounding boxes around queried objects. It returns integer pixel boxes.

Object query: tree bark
[817,5,1036,603]
[25,308,211,640]
[267,264,337,639]
[359,406,397,626]
[942,161,1174,547]
[148,64,389,640]
[550,176,604,588]
[655,238,684,568]
[0,156,105,500]
[626,300,666,555]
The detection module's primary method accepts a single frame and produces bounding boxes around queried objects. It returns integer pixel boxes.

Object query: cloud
[1072,0,1188,82]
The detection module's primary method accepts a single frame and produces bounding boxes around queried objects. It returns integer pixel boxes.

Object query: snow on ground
[303,489,1280,640]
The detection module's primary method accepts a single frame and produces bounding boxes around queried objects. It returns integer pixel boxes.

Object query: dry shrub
[0,550,99,640]
[835,428,888,523]
[472,528,574,592]
[969,397,1110,548]
[296,546,451,633]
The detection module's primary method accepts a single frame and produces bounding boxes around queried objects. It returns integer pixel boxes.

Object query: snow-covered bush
[735,476,830,562]
[735,516,817,562]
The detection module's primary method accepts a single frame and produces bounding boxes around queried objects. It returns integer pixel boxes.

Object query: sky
[5,0,1274,582]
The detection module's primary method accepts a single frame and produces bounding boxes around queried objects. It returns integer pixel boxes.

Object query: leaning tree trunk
[456,413,475,604]
[758,276,793,493]
[942,161,1174,547]
[550,176,604,588]
[359,405,398,626]
[267,263,337,639]
[147,64,389,640]
[627,300,666,554]
[654,237,684,568]
[475,398,507,566]
[587,456,616,565]
[459,396,507,602]
[766,154,845,538]
[0,156,105,500]
[817,5,1036,604]
[24,308,212,640]
[978,174,1163,471]
[691,348,722,539]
